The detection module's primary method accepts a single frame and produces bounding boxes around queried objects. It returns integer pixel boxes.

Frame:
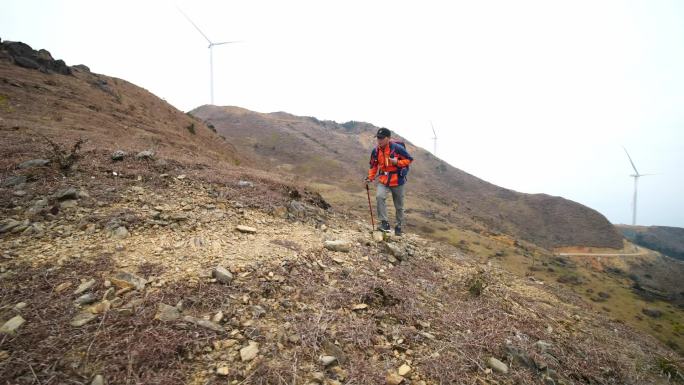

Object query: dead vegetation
[37,132,86,172]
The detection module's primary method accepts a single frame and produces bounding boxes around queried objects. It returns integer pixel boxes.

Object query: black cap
[376,128,391,138]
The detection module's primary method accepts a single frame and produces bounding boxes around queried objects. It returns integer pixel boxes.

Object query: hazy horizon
[3,0,683,227]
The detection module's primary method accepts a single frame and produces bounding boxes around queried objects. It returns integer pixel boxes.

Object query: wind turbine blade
[622,147,640,175]
[430,121,437,138]
[638,173,659,176]
[213,41,242,46]
[177,6,212,45]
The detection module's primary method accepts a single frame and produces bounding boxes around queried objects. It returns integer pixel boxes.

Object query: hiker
[365,128,414,236]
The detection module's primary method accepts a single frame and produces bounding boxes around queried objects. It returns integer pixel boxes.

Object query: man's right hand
[364,177,372,186]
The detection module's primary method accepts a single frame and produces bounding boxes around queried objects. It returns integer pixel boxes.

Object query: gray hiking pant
[376,183,405,228]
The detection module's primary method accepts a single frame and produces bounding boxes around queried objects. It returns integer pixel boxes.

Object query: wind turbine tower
[623,147,655,226]
[430,121,437,156]
[178,6,240,105]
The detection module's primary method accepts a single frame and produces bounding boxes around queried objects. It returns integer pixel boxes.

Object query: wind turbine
[623,147,655,226]
[177,6,240,105]
[430,120,437,156]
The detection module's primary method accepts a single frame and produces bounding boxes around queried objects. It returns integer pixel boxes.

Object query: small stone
[110,272,147,290]
[56,282,72,293]
[88,300,111,314]
[216,366,230,376]
[2,175,27,187]
[73,279,96,295]
[0,351,9,361]
[212,266,233,284]
[311,372,325,383]
[74,293,97,306]
[135,150,155,159]
[535,340,553,353]
[240,341,259,361]
[487,357,508,374]
[386,372,404,385]
[213,311,224,323]
[111,150,127,161]
[372,231,384,242]
[319,355,337,367]
[91,374,104,385]
[70,312,97,327]
[13,302,27,311]
[324,240,351,252]
[18,159,50,169]
[0,315,26,334]
[55,187,78,201]
[111,226,129,239]
[183,316,224,332]
[398,364,411,376]
[237,180,253,188]
[60,199,78,209]
[351,303,368,311]
[0,219,22,234]
[384,242,407,260]
[155,303,181,322]
[236,225,257,234]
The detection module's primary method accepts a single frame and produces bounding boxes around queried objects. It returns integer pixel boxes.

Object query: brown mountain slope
[0,40,240,172]
[191,105,623,249]
[1,41,682,384]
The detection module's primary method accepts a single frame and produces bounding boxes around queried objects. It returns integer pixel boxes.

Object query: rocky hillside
[190,105,623,250]
[1,41,682,384]
[617,225,684,261]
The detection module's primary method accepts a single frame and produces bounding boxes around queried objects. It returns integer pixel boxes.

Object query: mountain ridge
[191,104,624,250]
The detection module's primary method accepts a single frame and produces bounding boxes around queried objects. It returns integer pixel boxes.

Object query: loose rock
[155,303,181,322]
[111,150,127,161]
[487,357,508,374]
[135,150,154,159]
[319,355,337,367]
[111,226,129,239]
[386,372,404,385]
[324,240,351,253]
[240,341,259,361]
[110,272,147,290]
[70,312,97,327]
[384,242,407,261]
[91,375,104,385]
[0,315,26,334]
[55,187,78,201]
[74,293,97,306]
[18,159,50,169]
[73,279,96,295]
[212,266,233,284]
[398,364,411,376]
[236,225,257,234]
[216,366,230,376]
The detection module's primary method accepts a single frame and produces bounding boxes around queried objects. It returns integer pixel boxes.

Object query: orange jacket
[368,141,413,187]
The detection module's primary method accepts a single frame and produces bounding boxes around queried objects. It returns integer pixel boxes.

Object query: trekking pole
[365,184,375,230]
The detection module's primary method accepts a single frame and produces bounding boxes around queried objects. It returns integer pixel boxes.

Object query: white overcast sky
[3,0,683,227]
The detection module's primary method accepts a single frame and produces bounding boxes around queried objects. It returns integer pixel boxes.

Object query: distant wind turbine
[177,6,240,105]
[430,121,437,156]
[623,147,656,226]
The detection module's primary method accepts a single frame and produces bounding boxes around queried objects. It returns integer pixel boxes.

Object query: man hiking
[365,128,414,236]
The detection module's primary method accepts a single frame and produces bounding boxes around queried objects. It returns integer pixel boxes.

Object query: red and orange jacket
[368,141,414,187]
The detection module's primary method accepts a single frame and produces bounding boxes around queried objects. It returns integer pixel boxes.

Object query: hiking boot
[378,220,391,232]
[394,226,402,237]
